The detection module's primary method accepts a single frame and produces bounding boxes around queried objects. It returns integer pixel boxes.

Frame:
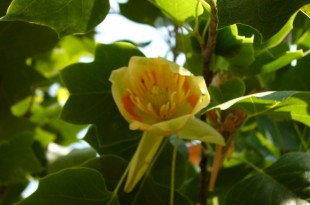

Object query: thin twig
[172,25,180,62]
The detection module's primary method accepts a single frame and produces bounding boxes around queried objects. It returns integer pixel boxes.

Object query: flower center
[127,68,191,120]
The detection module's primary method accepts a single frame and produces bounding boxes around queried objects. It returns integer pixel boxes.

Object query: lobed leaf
[211,91,310,127]
[155,0,203,24]
[217,0,310,41]
[2,0,110,37]
[0,132,42,184]
[224,152,310,205]
[16,167,113,205]
[60,42,144,147]
[120,0,161,25]
[0,21,58,104]
[82,155,194,205]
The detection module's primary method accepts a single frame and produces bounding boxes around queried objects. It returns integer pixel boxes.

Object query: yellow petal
[190,76,210,115]
[109,66,135,123]
[124,132,164,192]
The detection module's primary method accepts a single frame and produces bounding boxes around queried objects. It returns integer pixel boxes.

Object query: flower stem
[170,136,180,205]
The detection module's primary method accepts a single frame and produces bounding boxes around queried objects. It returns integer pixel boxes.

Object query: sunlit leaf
[30,103,86,146]
[2,0,110,37]
[33,36,95,78]
[155,0,203,24]
[211,91,310,127]
[260,50,304,74]
[229,41,304,75]
[301,4,310,17]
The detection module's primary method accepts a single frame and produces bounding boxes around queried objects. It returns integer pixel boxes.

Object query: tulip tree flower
[109,56,225,193]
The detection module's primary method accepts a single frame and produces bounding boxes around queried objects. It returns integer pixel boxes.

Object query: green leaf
[0,132,42,184]
[34,35,95,78]
[131,176,194,205]
[29,101,86,146]
[2,0,110,37]
[217,0,310,41]
[229,41,304,75]
[82,155,194,205]
[257,117,303,151]
[60,42,144,147]
[211,91,310,127]
[301,4,310,17]
[16,167,113,205]
[0,181,28,205]
[224,152,310,205]
[0,92,35,141]
[151,139,197,190]
[83,126,140,162]
[0,21,58,59]
[253,13,298,53]
[120,0,161,25]
[215,25,255,67]
[267,53,310,91]
[0,21,58,104]
[82,155,128,192]
[1,62,47,105]
[155,0,203,24]
[260,50,304,74]
[213,163,253,194]
[0,0,12,17]
[208,78,246,103]
[48,148,97,174]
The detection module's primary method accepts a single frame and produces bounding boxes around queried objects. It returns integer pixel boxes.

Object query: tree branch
[199,0,218,204]
[201,0,218,86]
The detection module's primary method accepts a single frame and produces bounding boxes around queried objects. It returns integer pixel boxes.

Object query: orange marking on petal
[187,94,199,108]
[122,95,141,121]
[183,78,190,92]
[151,70,157,83]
